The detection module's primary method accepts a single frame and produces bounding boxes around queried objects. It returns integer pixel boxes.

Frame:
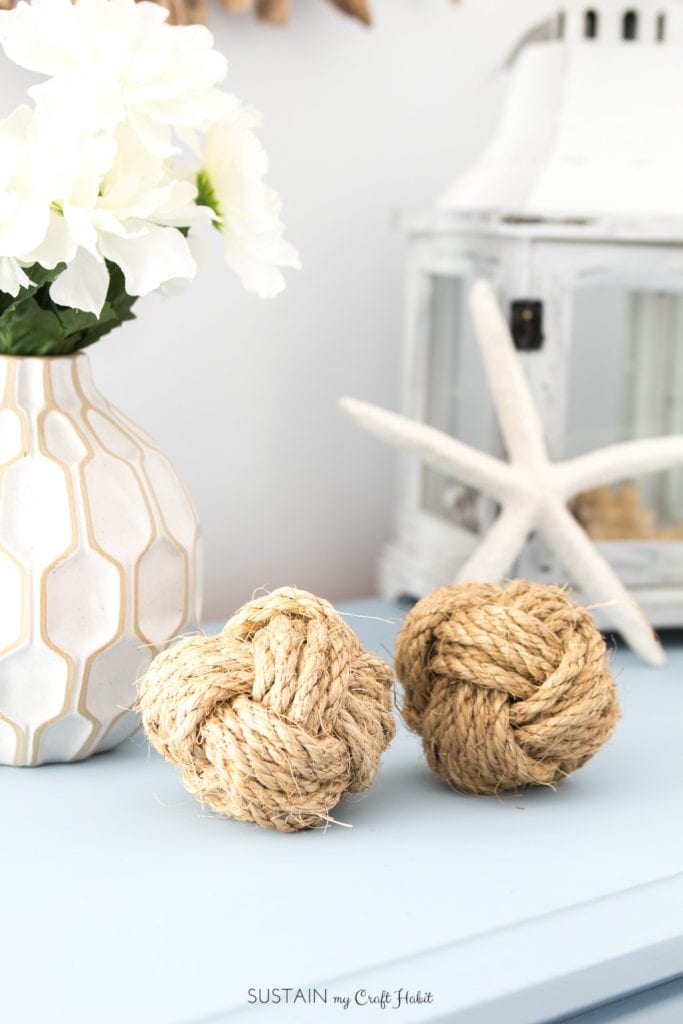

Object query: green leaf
[0,261,138,357]
[0,263,65,319]
[0,299,66,356]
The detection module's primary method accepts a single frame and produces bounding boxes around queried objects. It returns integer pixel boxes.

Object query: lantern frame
[381,209,683,628]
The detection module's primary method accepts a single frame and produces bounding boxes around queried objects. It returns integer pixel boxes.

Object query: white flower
[30,124,210,314]
[0,105,52,296]
[200,101,300,298]
[0,0,228,156]
[0,0,298,315]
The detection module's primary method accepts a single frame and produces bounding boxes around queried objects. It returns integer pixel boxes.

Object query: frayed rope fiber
[136,588,396,832]
[396,581,620,795]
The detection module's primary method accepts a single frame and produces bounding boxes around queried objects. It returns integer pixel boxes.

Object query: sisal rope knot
[136,587,396,831]
[396,581,620,794]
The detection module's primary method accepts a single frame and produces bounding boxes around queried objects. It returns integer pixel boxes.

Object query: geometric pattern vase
[0,353,202,765]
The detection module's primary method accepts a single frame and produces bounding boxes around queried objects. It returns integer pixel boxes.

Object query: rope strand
[396,581,620,795]
[136,587,396,831]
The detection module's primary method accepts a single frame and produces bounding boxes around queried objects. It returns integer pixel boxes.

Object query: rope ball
[396,581,620,795]
[136,587,396,831]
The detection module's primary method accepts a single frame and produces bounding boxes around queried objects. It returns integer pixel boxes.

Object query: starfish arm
[339,397,520,501]
[455,501,537,583]
[538,500,665,666]
[557,435,683,497]
[469,279,548,467]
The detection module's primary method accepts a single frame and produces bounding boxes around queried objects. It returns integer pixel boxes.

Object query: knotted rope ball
[396,581,620,795]
[136,588,396,831]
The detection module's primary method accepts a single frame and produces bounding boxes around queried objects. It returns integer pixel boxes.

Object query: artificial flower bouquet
[0,0,299,357]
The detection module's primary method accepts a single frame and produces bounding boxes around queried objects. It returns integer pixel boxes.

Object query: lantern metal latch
[510,300,544,351]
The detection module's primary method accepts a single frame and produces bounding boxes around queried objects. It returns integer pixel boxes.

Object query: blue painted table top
[0,600,681,1024]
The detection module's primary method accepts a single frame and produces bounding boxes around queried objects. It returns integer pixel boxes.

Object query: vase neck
[0,354,102,414]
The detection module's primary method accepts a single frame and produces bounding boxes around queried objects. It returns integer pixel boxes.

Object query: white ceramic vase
[0,353,202,765]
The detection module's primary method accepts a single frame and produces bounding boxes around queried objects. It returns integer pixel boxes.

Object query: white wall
[1,0,551,619]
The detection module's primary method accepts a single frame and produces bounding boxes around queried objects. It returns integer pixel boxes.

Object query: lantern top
[554,1,683,45]
[438,1,683,221]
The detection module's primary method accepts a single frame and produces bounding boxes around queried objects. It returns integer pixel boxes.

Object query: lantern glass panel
[421,274,496,530]
[567,288,683,539]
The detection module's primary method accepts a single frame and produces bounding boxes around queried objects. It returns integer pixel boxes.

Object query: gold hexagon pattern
[0,354,202,765]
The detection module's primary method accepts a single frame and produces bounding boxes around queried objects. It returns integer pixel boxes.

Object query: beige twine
[396,581,620,795]
[136,588,396,832]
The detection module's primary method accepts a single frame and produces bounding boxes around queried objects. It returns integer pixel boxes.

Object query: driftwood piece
[256,0,290,24]
[0,0,460,30]
[220,0,254,11]
[328,0,372,27]
[184,0,210,21]
[223,0,371,24]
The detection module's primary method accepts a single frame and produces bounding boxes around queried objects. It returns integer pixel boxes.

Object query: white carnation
[0,0,228,156]
[200,102,300,299]
[31,125,210,315]
[0,105,52,296]
[0,0,298,314]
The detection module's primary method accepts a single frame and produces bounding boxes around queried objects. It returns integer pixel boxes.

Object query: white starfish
[341,279,683,666]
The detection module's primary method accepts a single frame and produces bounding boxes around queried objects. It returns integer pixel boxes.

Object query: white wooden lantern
[382,0,683,627]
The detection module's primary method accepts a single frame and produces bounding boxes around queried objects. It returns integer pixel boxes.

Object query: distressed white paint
[441,1,683,219]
